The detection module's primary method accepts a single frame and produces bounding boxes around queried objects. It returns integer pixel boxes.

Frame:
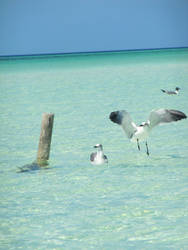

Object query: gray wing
[109,110,137,138]
[161,89,176,95]
[120,110,137,138]
[90,152,97,162]
[148,109,187,129]
[166,91,176,95]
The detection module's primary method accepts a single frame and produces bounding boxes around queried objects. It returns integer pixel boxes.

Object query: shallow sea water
[0,49,188,249]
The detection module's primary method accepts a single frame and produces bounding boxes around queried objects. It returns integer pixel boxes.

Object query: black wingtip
[109,111,118,123]
[169,109,187,121]
[161,89,165,93]
[109,111,123,125]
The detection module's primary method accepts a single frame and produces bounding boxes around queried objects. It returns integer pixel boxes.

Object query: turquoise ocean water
[0,49,188,249]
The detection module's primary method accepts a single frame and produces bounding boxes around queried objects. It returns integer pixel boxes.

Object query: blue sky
[0,0,188,56]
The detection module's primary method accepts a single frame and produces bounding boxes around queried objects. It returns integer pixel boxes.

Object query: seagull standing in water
[90,144,108,165]
[109,109,187,156]
[161,87,180,95]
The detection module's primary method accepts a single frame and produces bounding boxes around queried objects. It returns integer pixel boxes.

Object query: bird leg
[145,141,149,156]
[137,139,140,151]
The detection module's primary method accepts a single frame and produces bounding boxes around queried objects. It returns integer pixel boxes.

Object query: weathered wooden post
[37,113,54,166]
[17,112,54,172]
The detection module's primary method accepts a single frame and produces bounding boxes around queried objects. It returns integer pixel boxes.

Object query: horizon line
[0,46,188,60]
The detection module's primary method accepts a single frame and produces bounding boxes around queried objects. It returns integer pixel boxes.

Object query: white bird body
[120,111,151,142]
[131,124,150,142]
[90,144,108,165]
[109,108,187,155]
[91,151,106,165]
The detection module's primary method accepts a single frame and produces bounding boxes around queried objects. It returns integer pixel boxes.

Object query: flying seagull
[109,109,187,156]
[90,144,108,165]
[161,87,180,95]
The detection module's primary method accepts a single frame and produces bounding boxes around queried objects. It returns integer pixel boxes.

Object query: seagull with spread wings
[109,109,187,155]
[161,87,180,95]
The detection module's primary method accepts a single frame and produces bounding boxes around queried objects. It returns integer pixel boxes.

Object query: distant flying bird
[161,87,180,95]
[109,109,187,156]
[90,144,108,165]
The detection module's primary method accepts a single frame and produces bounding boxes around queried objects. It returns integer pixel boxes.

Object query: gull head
[139,121,149,127]
[94,144,103,149]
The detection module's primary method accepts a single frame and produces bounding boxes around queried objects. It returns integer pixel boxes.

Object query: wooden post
[37,113,54,166]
